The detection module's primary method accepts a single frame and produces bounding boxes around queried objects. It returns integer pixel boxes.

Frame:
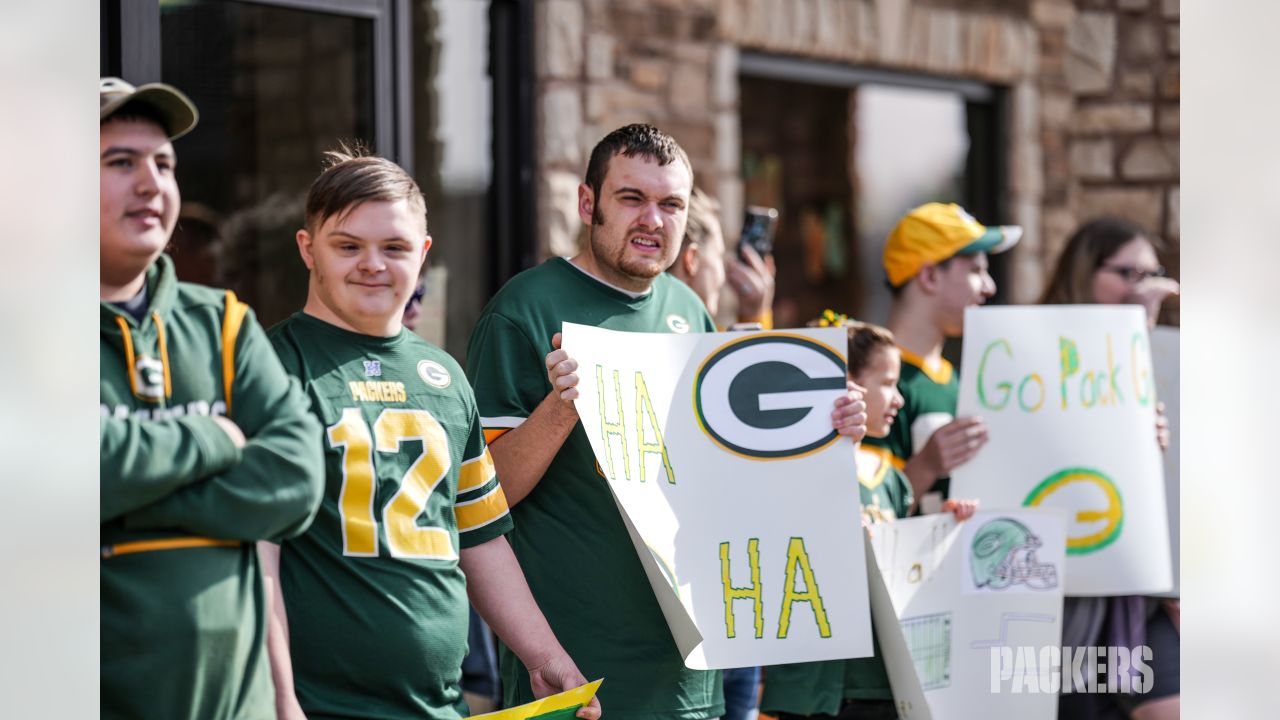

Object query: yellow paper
[468,679,603,720]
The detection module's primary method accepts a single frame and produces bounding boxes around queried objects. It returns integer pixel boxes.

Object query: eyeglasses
[1098,264,1168,283]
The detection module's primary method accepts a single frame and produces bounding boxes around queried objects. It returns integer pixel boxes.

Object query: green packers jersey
[864,346,959,502]
[269,313,513,720]
[466,258,723,720]
[760,452,911,713]
[101,255,324,720]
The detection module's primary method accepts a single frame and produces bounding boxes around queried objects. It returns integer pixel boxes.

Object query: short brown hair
[304,143,426,233]
[1039,217,1163,305]
[845,321,897,377]
[584,124,691,225]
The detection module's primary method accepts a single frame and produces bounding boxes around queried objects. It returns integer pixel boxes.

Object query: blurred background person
[670,186,776,332]
[1040,217,1179,720]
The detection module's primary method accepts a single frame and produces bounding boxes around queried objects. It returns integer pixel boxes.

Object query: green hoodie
[100,254,324,720]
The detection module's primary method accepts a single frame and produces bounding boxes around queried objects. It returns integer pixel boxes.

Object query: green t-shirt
[269,313,513,720]
[760,454,913,714]
[864,347,959,503]
[100,255,325,720]
[466,258,723,720]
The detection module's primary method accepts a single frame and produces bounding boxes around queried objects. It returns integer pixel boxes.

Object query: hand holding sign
[546,332,582,405]
[527,656,601,719]
[831,380,869,441]
[910,416,989,480]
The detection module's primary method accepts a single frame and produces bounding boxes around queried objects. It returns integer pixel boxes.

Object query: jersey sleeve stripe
[456,485,511,533]
[483,428,510,444]
[459,449,497,492]
[479,415,526,429]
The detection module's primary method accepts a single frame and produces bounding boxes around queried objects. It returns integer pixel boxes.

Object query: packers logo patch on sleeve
[417,359,452,389]
[693,333,847,460]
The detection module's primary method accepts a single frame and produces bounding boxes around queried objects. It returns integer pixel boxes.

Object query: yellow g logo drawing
[694,333,846,460]
[1023,467,1123,555]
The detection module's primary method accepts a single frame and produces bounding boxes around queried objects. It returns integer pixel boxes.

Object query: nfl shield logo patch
[363,360,382,377]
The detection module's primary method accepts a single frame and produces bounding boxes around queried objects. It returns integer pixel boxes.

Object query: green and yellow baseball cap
[100,77,199,141]
[882,202,1022,287]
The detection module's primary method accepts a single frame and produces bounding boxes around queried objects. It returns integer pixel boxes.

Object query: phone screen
[739,206,778,260]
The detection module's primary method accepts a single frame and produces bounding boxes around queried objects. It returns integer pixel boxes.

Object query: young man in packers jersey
[99,77,325,720]
[866,202,1021,512]
[466,123,868,719]
[262,149,599,720]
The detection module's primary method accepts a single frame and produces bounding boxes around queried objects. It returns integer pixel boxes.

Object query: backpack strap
[221,290,250,418]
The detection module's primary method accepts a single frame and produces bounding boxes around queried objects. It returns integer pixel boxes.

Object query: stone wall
[532,0,1179,313]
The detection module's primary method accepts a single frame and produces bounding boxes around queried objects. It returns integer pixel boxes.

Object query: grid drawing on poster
[901,612,952,690]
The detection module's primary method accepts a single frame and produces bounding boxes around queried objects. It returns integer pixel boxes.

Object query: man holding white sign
[467,124,869,718]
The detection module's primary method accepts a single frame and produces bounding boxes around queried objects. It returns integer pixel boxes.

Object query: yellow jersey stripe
[102,537,242,559]
[863,443,906,470]
[151,311,173,398]
[456,486,511,532]
[897,345,954,385]
[113,315,140,399]
[221,291,250,417]
[459,450,497,492]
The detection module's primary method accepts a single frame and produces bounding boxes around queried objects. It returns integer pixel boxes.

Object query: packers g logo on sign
[1023,467,1124,555]
[693,334,847,460]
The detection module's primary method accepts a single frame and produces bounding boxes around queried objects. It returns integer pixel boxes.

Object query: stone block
[669,62,710,118]
[586,32,616,81]
[1158,104,1179,134]
[1119,69,1155,98]
[1031,0,1076,29]
[1010,137,1045,198]
[1079,187,1163,232]
[539,0,584,80]
[1117,0,1151,11]
[1119,18,1160,65]
[628,58,670,91]
[1120,137,1178,179]
[539,170,585,259]
[1041,92,1075,129]
[1167,23,1178,56]
[1160,64,1179,98]
[1043,206,1078,263]
[712,43,738,109]
[714,111,740,175]
[1064,11,1116,94]
[1166,186,1179,239]
[1074,102,1154,133]
[1162,0,1179,19]
[540,85,584,168]
[1071,139,1114,180]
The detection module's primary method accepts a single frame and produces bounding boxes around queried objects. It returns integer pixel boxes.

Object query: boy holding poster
[761,320,977,720]
[869,203,1022,513]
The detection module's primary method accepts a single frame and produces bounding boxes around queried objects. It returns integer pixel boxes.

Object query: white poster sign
[867,510,1066,720]
[1150,326,1179,597]
[951,306,1172,595]
[562,323,873,669]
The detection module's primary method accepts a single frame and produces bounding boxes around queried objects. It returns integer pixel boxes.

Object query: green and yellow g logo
[693,333,847,460]
[1023,467,1124,555]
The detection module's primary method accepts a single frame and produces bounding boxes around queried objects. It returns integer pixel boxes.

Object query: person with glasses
[1039,216,1180,720]
[1040,216,1180,329]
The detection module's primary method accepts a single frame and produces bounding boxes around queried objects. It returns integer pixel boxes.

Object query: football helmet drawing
[970,518,1058,590]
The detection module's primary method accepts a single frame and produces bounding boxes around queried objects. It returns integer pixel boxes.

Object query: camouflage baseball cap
[100,77,199,140]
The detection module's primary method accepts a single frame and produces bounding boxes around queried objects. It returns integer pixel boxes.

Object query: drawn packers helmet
[970,518,1058,590]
